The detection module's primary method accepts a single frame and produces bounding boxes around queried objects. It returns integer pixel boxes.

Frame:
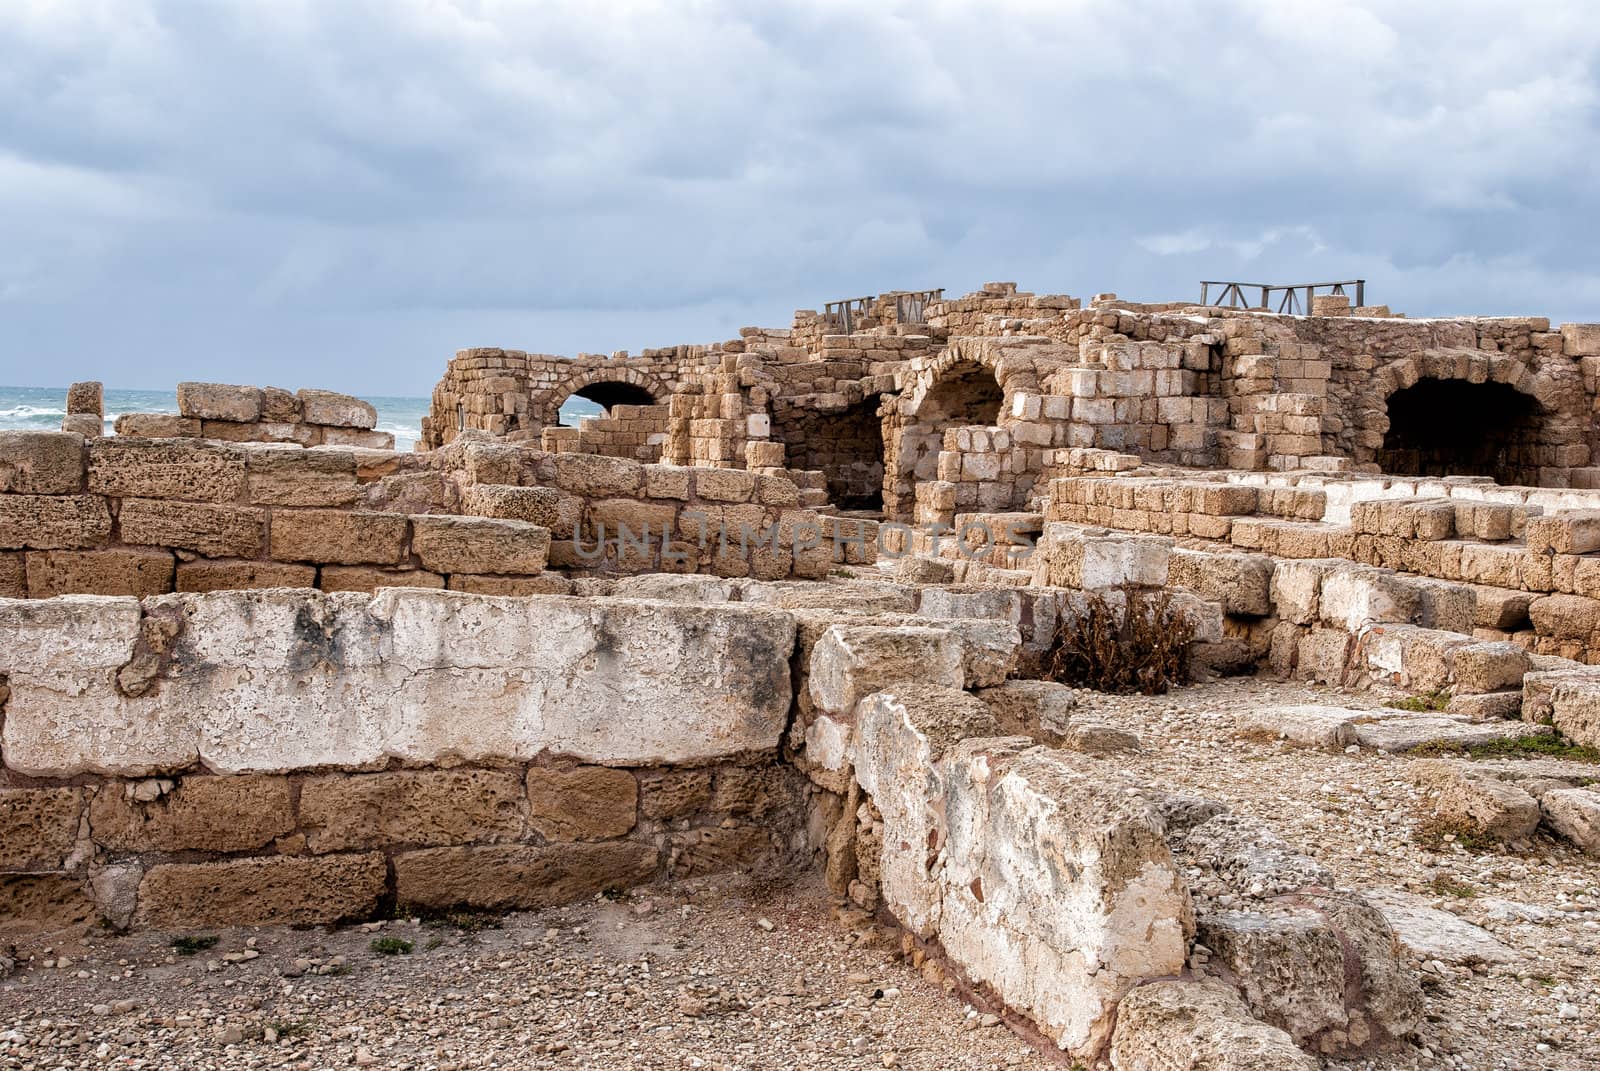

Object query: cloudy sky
[3,1,1598,396]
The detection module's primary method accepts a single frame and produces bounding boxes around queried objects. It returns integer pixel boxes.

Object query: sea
[0,386,603,451]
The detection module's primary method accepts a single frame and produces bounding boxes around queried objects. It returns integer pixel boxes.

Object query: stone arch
[542,367,673,426]
[1366,351,1564,485]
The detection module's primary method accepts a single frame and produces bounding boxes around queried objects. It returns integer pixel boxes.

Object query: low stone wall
[0,589,804,931]
[113,382,394,449]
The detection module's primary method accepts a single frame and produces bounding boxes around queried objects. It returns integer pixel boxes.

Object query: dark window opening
[920,363,1003,427]
[558,381,659,426]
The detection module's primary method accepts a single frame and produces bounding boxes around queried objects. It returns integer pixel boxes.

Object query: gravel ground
[4,677,1596,1071]
[0,873,1047,1071]
[1068,676,1600,1071]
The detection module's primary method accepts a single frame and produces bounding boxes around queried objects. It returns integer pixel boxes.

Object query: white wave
[0,405,66,418]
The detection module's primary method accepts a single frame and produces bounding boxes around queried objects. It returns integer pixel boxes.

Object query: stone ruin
[4,281,1600,1066]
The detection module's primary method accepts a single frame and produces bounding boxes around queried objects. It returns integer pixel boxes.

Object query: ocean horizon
[0,386,604,450]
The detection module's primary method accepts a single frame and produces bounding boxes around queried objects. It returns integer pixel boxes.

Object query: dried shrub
[1046,584,1195,695]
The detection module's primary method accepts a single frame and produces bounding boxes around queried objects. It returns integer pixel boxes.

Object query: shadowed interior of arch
[557,380,660,426]
[920,361,1003,426]
[1376,378,1544,485]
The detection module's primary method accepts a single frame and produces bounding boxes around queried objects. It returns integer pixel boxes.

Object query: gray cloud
[2,0,1598,395]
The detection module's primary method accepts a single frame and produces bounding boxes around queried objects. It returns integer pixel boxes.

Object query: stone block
[1197,908,1348,1045]
[1408,759,1541,841]
[0,874,98,932]
[118,498,266,558]
[135,853,386,927]
[1449,641,1531,694]
[853,693,1191,1059]
[319,565,444,592]
[638,769,713,819]
[25,548,173,597]
[0,589,796,776]
[1319,567,1418,630]
[1109,979,1317,1071]
[299,768,525,852]
[393,842,656,911]
[0,787,84,869]
[553,452,641,497]
[245,445,360,506]
[1270,559,1337,625]
[0,431,84,494]
[175,558,316,592]
[525,765,639,841]
[974,679,1077,742]
[1528,593,1600,641]
[320,427,394,449]
[447,573,572,596]
[1167,548,1273,616]
[1526,511,1600,556]
[66,381,102,415]
[297,388,377,429]
[463,483,561,527]
[1550,678,1600,747]
[1033,524,1170,589]
[89,775,294,852]
[411,515,549,574]
[0,551,23,597]
[0,494,112,550]
[177,382,262,422]
[1540,787,1600,854]
[808,625,966,716]
[269,509,409,565]
[88,438,247,502]
[113,413,201,438]
[694,468,756,503]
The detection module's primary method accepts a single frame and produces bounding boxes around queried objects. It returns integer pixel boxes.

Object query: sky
[2,0,1599,397]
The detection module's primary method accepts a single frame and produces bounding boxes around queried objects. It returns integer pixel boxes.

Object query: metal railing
[886,288,943,324]
[823,288,944,333]
[1199,279,1365,315]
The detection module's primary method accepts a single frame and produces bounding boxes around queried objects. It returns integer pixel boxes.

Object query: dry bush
[1046,584,1195,695]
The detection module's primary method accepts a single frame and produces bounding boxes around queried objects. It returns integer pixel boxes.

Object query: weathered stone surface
[1550,678,1600,747]
[319,566,444,593]
[135,853,386,927]
[853,685,1190,1059]
[463,483,561,527]
[1528,594,1600,641]
[1033,524,1170,589]
[1167,548,1273,616]
[394,842,656,910]
[66,381,102,415]
[525,766,638,841]
[808,625,965,717]
[118,498,266,558]
[1297,889,1423,1046]
[1540,787,1600,854]
[447,573,572,596]
[1409,759,1541,841]
[1237,704,1390,749]
[1363,889,1520,964]
[0,494,112,550]
[1450,641,1531,694]
[297,388,377,429]
[177,382,262,422]
[175,558,316,592]
[24,548,174,597]
[113,413,201,438]
[269,509,409,565]
[611,574,736,603]
[1351,715,1552,753]
[299,768,525,852]
[89,438,247,502]
[0,550,24,597]
[1109,979,1318,1071]
[1319,567,1418,630]
[1270,559,1337,625]
[0,787,84,869]
[89,775,294,853]
[245,445,360,506]
[1184,813,1334,895]
[638,769,714,819]
[0,874,97,932]
[0,431,84,494]
[410,515,550,575]
[0,589,797,775]
[1198,908,1348,1044]
[1445,690,1523,720]
[974,679,1077,741]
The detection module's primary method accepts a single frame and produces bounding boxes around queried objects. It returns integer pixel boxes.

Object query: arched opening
[774,396,886,513]
[557,381,660,426]
[919,361,1004,427]
[1377,379,1544,485]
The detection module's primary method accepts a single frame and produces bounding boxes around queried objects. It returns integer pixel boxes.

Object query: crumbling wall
[110,382,395,449]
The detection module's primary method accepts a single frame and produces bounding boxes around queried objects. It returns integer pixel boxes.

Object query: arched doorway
[1376,379,1544,485]
[557,380,659,426]
[883,359,1008,519]
[916,361,1004,427]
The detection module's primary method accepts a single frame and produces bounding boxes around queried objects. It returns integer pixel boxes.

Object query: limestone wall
[0,589,804,930]
[108,382,395,449]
